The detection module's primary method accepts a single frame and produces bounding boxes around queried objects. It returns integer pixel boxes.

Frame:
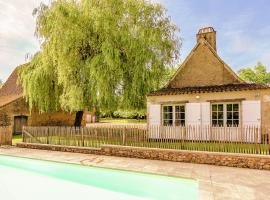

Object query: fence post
[81,127,84,147]
[46,127,49,144]
[122,127,126,145]
[22,126,25,143]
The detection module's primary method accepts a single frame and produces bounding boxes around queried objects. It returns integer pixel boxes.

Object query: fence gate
[14,116,28,135]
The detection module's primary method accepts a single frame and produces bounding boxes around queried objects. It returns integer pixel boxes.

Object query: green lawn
[23,134,270,155]
[99,118,146,124]
[12,135,22,145]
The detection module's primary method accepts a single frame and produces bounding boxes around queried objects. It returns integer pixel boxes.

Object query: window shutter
[148,103,161,125]
[242,101,261,126]
[186,103,201,125]
[201,102,211,126]
[242,100,261,143]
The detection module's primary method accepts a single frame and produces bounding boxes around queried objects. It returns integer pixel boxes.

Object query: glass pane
[227,112,232,120]
[180,113,185,120]
[175,120,181,126]
[164,120,173,126]
[212,112,217,119]
[233,104,239,111]
[218,120,224,126]
[218,112,223,119]
[168,106,173,112]
[163,106,167,112]
[227,104,232,111]
[218,104,223,111]
[234,120,239,126]
[175,106,180,112]
[233,112,239,120]
[212,105,217,111]
[212,120,217,126]
[175,112,180,120]
[180,106,185,112]
[180,120,185,126]
[163,113,168,119]
[164,113,173,120]
[227,120,233,126]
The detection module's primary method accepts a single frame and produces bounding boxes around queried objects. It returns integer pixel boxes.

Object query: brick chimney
[196,27,216,51]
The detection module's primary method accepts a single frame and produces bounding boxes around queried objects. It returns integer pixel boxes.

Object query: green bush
[100,109,146,119]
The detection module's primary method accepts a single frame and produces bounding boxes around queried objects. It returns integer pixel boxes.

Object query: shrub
[100,109,146,119]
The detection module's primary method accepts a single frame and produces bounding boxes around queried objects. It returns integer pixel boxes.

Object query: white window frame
[162,104,185,126]
[211,102,240,127]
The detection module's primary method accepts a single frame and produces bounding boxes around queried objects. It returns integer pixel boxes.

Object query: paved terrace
[0,146,269,200]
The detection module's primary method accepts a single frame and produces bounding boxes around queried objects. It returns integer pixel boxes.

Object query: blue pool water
[0,155,198,200]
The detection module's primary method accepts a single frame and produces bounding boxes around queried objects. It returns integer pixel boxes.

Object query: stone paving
[0,146,270,200]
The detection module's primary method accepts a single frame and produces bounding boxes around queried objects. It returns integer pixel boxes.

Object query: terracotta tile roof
[0,95,23,107]
[148,83,270,96]
[0,66,23,107]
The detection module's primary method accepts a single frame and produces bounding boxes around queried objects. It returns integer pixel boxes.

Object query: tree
[19,0,180,114]
[0,79,3,88]
[162,66,177,87]
[238,62,270,84]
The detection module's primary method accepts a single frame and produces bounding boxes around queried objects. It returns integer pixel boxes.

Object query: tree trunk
[74,111,83,127]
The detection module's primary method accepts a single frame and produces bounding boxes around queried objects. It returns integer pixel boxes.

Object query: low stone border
[17,142,270,170]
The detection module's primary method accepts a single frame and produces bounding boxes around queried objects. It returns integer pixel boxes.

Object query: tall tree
[238,62,270,84]
[0,79,3,88]
[20,0,180,113]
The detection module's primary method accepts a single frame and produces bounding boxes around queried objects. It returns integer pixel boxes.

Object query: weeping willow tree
[20,0,180,114]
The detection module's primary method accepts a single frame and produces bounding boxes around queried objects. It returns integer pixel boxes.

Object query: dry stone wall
[16,143,270,170]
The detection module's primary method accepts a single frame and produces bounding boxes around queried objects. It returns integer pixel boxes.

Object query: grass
[12,135,22,145]
[99,118,146,124]
[24,135,270,155]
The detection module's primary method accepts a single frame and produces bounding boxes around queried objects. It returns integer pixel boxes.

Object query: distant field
[99,118,146,124]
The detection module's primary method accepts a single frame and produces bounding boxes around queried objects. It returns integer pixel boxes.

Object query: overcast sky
[1,0,270,81]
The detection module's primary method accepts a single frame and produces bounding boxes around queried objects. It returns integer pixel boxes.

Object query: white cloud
[0,0,49,81]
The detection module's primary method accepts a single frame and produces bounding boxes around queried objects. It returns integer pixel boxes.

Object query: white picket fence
[149,125,261,143]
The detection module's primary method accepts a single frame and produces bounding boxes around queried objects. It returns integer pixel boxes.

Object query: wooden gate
[14,116,28,135]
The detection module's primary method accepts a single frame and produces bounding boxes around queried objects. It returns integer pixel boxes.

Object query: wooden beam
[207,98,246,103]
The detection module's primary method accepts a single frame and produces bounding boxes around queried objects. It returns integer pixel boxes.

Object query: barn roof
[0,66,24,107]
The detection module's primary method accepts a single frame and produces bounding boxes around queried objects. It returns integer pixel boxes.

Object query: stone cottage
[147,27,270,142]
[0,66,76,135]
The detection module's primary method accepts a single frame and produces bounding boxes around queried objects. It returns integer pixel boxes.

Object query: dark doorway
[74,111,83,127]
[13,116,28,135]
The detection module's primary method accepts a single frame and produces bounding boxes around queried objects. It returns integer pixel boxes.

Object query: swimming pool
[0,155,198,200]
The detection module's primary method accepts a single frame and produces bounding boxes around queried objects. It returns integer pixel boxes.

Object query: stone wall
[0,98,76,136]
[30,110,75,126]
[168,41,241,88]
[17,142,270,170]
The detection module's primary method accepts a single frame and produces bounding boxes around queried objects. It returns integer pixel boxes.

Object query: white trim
[161,104,185,126]
[211,102,240,127]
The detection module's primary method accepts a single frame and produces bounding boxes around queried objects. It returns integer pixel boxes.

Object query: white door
[201,102,211,125]
[242,100,261,143]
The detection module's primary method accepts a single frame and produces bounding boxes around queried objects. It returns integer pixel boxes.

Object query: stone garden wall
[17,142,270,170]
